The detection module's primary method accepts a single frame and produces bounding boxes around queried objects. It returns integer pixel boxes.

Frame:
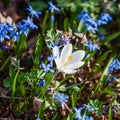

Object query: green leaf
[103,88,115,97]
[104,31,120,43]
[34,34,43,66]
[108,102,112,120]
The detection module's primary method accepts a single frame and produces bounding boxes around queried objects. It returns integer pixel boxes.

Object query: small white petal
[60,44,72,63]
[66,61,84,69]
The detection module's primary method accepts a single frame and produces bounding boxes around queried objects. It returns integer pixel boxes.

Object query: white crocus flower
[53,44,85,74]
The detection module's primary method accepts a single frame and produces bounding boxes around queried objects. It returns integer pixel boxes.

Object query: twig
[0,95,24,100]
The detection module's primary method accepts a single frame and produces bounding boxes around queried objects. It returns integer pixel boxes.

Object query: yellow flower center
[62,55,73,66]
[68,55,73,60]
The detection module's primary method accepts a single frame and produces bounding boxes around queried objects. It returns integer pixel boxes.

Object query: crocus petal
[66,61,84,69]
[53,46,59,63]
[67,50,85,65]
[60,44,72,63]
[63,69,77,74]
[53,46,62,69]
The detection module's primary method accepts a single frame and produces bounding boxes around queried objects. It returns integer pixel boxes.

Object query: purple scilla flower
[60,36,71,45]
[84,40,100,52]
[48,1,60,12]
[39,79,45,86]
[1,45,7,50]
[53,92,68,105]
[96,13,112,26]
[108,58,120,73]
[47,55,56,67]
[26,6,42,18]
[98,34,105,40]
[41,63,54,73]
[74,107,83,120]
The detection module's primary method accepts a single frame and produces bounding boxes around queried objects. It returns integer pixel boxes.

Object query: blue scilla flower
[26,6,42,18]
[77,10,90,21]
[47,54,56,67]
[85,116,94,120]
[8,28,20,41]
[48,1,60,12]
[85,19,98,34]
[84,40,100,52]
[0,23,10,42]
[1,45,7,50]
[39,79,45,86]
[74,107,94,120]
[108,58,120,73]
[74,107,83,120]
[17,23,29,36]
[36,118,41,120]
[98,34,105,40]
[23,17,38,30]
[41,63,54,73]
[96,13,112,26]
[53,92,68,105]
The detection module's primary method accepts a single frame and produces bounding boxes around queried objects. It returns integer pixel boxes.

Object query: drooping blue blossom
[108,58,120,73]
[47,54,56,67]
[39,79,45,86]
[36,118,41,120]
[41,63,54,73]
[85,53,90,59]
[26,6,42,18]
[84,40,100,52]
[48,1,60,12]
[98,34,105,40]
[96,13,112,26]
[53,92,68,105]
[1,45,7,50]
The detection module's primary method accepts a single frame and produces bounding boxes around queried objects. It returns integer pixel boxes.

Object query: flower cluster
[78,10,112,34]
[0,6,39,45]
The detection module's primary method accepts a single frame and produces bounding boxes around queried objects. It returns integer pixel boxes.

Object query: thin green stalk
[12,69,19,106]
